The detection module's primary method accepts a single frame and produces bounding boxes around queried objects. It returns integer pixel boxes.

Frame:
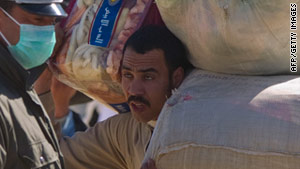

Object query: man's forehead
[122,64,159,74]
[122,48,166,69]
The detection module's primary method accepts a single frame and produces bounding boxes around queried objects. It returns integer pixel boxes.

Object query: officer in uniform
[0,0,67,168]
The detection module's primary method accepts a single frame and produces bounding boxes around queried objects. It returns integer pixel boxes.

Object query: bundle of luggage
[51,0,163,112]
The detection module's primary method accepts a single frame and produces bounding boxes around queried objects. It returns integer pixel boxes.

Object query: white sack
[156,0,300,75]
[144,69,300,169]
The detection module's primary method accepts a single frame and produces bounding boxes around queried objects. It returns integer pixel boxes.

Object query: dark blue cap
[13,0,67,17]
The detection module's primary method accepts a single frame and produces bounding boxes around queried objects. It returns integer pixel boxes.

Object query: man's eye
[144,75,153,80]
[122,73,133,78]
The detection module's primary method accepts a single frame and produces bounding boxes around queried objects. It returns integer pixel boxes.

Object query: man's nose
[128,79,144,96]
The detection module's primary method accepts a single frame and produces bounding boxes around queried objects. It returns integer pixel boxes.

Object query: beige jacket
[60,113,153,169]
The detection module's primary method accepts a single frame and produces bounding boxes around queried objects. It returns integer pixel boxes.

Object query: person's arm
[35,68,76,139]
[35,69,129,169]
[60,114,129,169]
[50,76,76,119]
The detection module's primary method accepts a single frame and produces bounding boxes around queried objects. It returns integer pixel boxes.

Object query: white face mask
[0,8,56,69]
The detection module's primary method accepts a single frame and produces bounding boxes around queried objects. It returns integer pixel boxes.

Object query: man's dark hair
[0,1,16,12]
[123,25,193,74]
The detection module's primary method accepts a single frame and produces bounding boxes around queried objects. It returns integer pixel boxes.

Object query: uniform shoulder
[104,113,137,127]
[108,112,134,120]
[101,112,150,132]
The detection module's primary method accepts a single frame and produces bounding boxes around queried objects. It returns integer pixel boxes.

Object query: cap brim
[18,3,67,17]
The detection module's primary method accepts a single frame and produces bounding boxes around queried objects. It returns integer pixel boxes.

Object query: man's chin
[131,111,151,123]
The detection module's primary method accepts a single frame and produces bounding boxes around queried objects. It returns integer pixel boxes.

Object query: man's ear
[171,67,184,89]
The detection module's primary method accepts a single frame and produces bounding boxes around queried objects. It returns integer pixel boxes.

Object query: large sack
[144,69,300,169]
[50,0,163,112]
[156,0,300,75]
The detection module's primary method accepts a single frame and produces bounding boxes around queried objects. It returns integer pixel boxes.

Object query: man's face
[121,48,172,123]
[0,5,55,45]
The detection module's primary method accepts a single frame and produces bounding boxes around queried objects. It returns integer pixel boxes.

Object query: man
[55,25,193,169]
[0,0,67,168]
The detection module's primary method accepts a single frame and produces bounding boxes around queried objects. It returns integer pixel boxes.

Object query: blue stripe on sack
[89,0,123,47]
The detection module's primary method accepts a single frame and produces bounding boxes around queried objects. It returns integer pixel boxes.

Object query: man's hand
[141,159,157,169]
[51,76,76,118]
[49,22,76,119]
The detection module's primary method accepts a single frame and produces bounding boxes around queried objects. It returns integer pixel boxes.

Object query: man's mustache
[127,96,151,107]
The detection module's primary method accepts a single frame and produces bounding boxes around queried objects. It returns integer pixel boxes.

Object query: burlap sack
[144,69,300,169]
[156,0,300,75]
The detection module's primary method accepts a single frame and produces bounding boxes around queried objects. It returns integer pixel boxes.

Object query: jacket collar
[0,44,46,91]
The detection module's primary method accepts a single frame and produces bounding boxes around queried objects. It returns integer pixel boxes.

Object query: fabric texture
[144,69,300,169]
[60,113,153,169]
[156,0,300,75]
[0,44,64,169]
